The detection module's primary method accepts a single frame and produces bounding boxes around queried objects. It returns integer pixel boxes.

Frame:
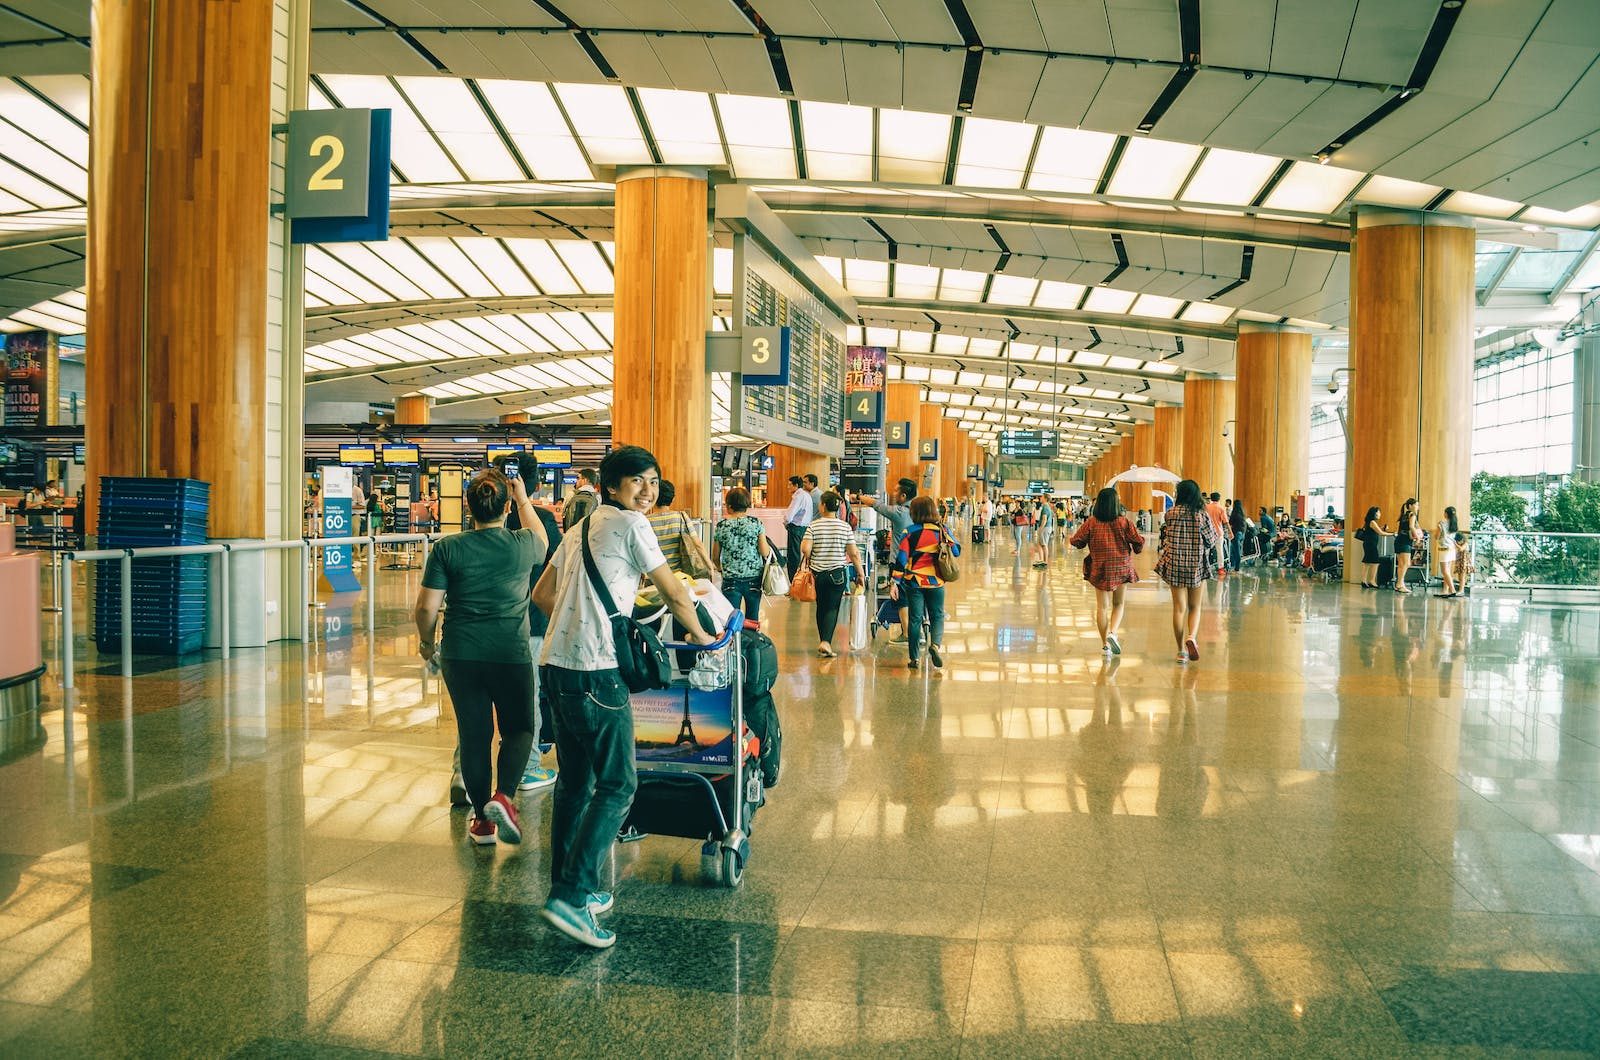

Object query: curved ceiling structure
[4,1,1600,460]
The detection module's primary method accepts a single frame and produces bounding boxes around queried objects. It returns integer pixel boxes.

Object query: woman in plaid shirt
[1069,487,1144,656]
[1156,479,1220,663]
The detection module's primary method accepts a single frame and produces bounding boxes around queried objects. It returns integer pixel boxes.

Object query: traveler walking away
[711,486,771,620]
[782,475,814,579]
[1227,499,1247,572]
[562,467,599,530]
[414,468,550,846]
[1393,498,1420,594]
[531,445,713,949]
[1204,493,1228,576]
[1434,505,1462,598]
[893,495,960,670]
[1156,479,1218,663]
[1357,506,1385,588]
[800,492,865,657]
[1071,487,1144,656]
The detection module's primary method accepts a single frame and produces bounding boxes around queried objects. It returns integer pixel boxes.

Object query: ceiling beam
[854,296,1235,343]
[305,294,618,341]
[305,348,609,386]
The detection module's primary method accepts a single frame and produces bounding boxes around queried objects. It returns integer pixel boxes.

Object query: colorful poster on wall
[840,345,886,494]
[4,330,58,427]
[319,466,363,593]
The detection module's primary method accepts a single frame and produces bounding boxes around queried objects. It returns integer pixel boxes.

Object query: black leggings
[814,567,847,643]
[441,658,534,813]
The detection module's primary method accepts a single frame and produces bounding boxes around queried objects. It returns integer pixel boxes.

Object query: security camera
[1327,378,1340,394]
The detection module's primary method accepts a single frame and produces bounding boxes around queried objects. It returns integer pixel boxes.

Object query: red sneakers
[485,792,522,844]
[467,814,496,846]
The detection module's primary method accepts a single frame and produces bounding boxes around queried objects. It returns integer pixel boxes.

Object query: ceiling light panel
[1352,174,1442,209]
[1106,138,1202,200]
[801,101,873,181]
[551,310,607,348]
[1026,127,1116,195]
[1180,301,1233,324]
[1518,202,1600,229]
[474,80,592,180]
[553,83,650,166]
[1180,148,1277,206]
[715,95,796,179]
[1440,190,1523,219]
[894,263,940,299]
[365,239,462,299]
[1130,293,1182,318]
[844,258,889,296]
[408,237,498,298]
[1033,280,1086,309]
[321,244,431,302]
[898,330,933,353]
[1261,161,1362,214]
[484,315,554,353]
[953,118,1036,189]
[865,326,898,347]
[877,109,951,183]
[986,274,1039,306]
[319,76,462,182]
[395,77,519,181]
[457,238,539,296]
[305,246,397,304]
[636,88,724,165]
[1084,287,1137,313]
[938,268,986,302]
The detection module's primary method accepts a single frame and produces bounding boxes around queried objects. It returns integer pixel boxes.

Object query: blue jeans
[542,665,636,906]
[721,575,761,621]
[903,582,946,662]
[1229,535,1242,570]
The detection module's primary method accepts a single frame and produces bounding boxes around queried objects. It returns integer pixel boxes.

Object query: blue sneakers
[518,765,557,792]
[586,891,614,916]
[542,897,615,949]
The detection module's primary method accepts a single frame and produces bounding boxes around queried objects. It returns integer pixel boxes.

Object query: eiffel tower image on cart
[674,694,701,749]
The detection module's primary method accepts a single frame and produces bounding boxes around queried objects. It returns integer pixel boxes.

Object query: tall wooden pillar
[939,418,964,499]
[612,168,710,516]
[396,395,432,425]
[1153,404,1184,507]
[1182,377,1235,498]
[1350,208,1475,560]
[1233,323,1312,517]
[916,402,943,496]
[1129,422,1155,511]
[87,0,274,538]
[885,381,920,490]
[765,443,828,507]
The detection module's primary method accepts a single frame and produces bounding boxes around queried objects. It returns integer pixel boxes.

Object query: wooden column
[87,0,274,538]
[916,402,943,496]
[939,418,964,499]
[396,395,432,425]
[1129,422,1155,511]
[611,168,710,516]
[1153,405,1184,507]
[765,443,828,507]
[885,381,920,490]
[1350,208,1476,558]
[1233,323,1312,517]
[1182,377,1236,498]
[498,412,530,425]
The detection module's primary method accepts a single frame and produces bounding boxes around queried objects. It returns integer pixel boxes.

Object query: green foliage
[1534,478,1600,535]
[1470,472,1527,532]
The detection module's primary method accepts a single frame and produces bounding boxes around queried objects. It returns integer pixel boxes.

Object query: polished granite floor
[4,536,1600,1057]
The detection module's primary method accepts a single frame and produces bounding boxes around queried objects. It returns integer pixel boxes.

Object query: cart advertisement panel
[633,685,735,766]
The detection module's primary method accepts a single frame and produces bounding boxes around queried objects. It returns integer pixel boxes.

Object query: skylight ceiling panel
[1439,191,1523,219]
[877,109,952,184]
[503,239,581,294]
[1351,174,1442,209]
[21,75,90,125]
[407,237,499,299]
[1024,57,1108,129]
[524,314,583,352]
[0,157,75,209]
[401,322,479,359]
[799,101,874,181]
[899,330,934,354]
[987,274,1040,307]
[1084,286,1137,315]
[1105,138,1202,201]
[0,89,86,186]
[304,247,397,304]
[933,334,968,355]
[472,80,592,181]
[342,335,409,364]
[953,118,1036,189]
[1131,294,1183,319]
[456,316,523,354]
[551,241,613,293]
[429,319,507,358]
[365,326,455,361]
[715,95,796,179]
[1260,162,1363,214]
[893,263,939,299]
[843,258,890,297]
[636,88,724,165]
[969,337,1003,357]
[1025,126,1116,195]
[395,76,521,181]
[551,310,607,349]
[938,268,986,302]
[485,314,553,353]
[318,76,461,181]
[321,244,432,303]
[554,83,651,165]
[1181,148,1279,207]
[1032,280,1086,309]
[301,272,359,307]
[1081,64,1171,135]
[456,238,540,297]
[1521,201,1600,228]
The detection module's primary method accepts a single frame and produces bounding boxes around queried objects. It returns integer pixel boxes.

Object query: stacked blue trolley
[94,477,210,655]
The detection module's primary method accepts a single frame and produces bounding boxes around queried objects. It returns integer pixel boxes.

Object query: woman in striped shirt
[893,495,961,670]
[799,492,864,658]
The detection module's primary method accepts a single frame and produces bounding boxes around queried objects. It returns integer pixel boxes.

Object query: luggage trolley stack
[622,612,761,888]
[93,477,210,656]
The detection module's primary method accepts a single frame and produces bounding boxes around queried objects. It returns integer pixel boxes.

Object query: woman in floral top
[711,486,771,620]
[1155,479,1219,664]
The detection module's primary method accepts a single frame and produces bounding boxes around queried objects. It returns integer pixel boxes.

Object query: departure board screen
[999,429,1059,459]
[734,240,846,456]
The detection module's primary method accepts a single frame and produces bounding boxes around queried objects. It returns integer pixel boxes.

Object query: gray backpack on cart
[740,629,782,788]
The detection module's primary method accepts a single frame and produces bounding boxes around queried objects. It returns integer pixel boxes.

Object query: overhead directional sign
[918,438,939,461]
[999,429,1060,459]
[886,421,911,449]
[742,325,790,385]
[288,108,392,244]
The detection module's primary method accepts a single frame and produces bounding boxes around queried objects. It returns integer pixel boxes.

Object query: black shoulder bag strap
[576,513,671,692]
[578,514,620,617]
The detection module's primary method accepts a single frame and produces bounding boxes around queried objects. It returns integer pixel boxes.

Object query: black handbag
[579,516,672,693]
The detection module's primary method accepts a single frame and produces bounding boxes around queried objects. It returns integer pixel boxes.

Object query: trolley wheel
[721,847,744,889]
[700,841,722,886]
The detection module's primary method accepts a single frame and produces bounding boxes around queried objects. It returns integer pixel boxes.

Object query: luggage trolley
[621,612,761,888]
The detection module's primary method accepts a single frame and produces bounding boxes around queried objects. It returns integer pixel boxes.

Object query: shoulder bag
[678,513,713,579]
[579,516,673,693]
[761,537,790,596]
[932,526,961,582]
[789,567,816,602]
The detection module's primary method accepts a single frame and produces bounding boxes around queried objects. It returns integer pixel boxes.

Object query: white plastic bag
[689,577,737,631]
[848,591,870,652]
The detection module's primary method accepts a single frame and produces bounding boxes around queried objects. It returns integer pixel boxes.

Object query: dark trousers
[441,658,534,814]
[721,575,761,621]
[785,523,806,578]
[903,582,946,661]
[814,567,847,643]
[1229,534,1243,570]
[543,665,636,907]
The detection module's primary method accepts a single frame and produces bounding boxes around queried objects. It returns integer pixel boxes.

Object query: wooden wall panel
[765,444,828,509]
[1351,215,1475,563]
[611,172,711,516]
[1130,422,1155,511]
[916,402,943,497]
[939,418,964,499]
[1153,405,1184,480]
[885,382,920,490]
[1182,377,1236,498]
[88,0,273,539]
[1233,326,1312,518]
[395,395,431,425]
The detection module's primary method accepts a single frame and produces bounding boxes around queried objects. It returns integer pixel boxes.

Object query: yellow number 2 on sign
[308,134,345,191]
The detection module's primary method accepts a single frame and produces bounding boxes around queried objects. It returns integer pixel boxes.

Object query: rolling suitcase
[971,524,986,544]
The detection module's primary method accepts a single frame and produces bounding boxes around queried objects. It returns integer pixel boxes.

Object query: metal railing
[1470,531,1600,592]
[58,532,437,688]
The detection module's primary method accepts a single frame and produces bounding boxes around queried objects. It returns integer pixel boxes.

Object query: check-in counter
[0,523,43,721]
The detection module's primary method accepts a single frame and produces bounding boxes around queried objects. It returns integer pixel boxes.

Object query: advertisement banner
[4,330,57,427]
[840,345,886,494]
[633,685,736,766]
[319,466,362,593]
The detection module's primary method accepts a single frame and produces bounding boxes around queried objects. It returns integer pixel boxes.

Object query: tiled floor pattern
[3,536,1600,1056]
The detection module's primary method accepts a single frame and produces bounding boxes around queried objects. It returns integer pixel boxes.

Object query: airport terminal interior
[4,0,1600,1055]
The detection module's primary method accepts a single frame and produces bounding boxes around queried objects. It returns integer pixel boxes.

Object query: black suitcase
[971,525,986,544]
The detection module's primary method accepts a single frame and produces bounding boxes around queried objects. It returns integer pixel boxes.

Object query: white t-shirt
[540,505,668,671]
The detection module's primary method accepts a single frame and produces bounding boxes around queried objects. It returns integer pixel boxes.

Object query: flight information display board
[999,429,1059,459]
[733,240,846,456]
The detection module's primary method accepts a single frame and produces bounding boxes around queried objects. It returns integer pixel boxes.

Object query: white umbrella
[1106,464,1181,485]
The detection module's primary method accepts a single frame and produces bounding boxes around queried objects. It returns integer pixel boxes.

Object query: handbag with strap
[761,540,790,596]
[931,526,961,582]
[578,516,673,693]
[678,513,713,579]
[789,567,816,602]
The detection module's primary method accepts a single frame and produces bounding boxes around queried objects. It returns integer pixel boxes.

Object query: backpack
[740,628,779,698]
